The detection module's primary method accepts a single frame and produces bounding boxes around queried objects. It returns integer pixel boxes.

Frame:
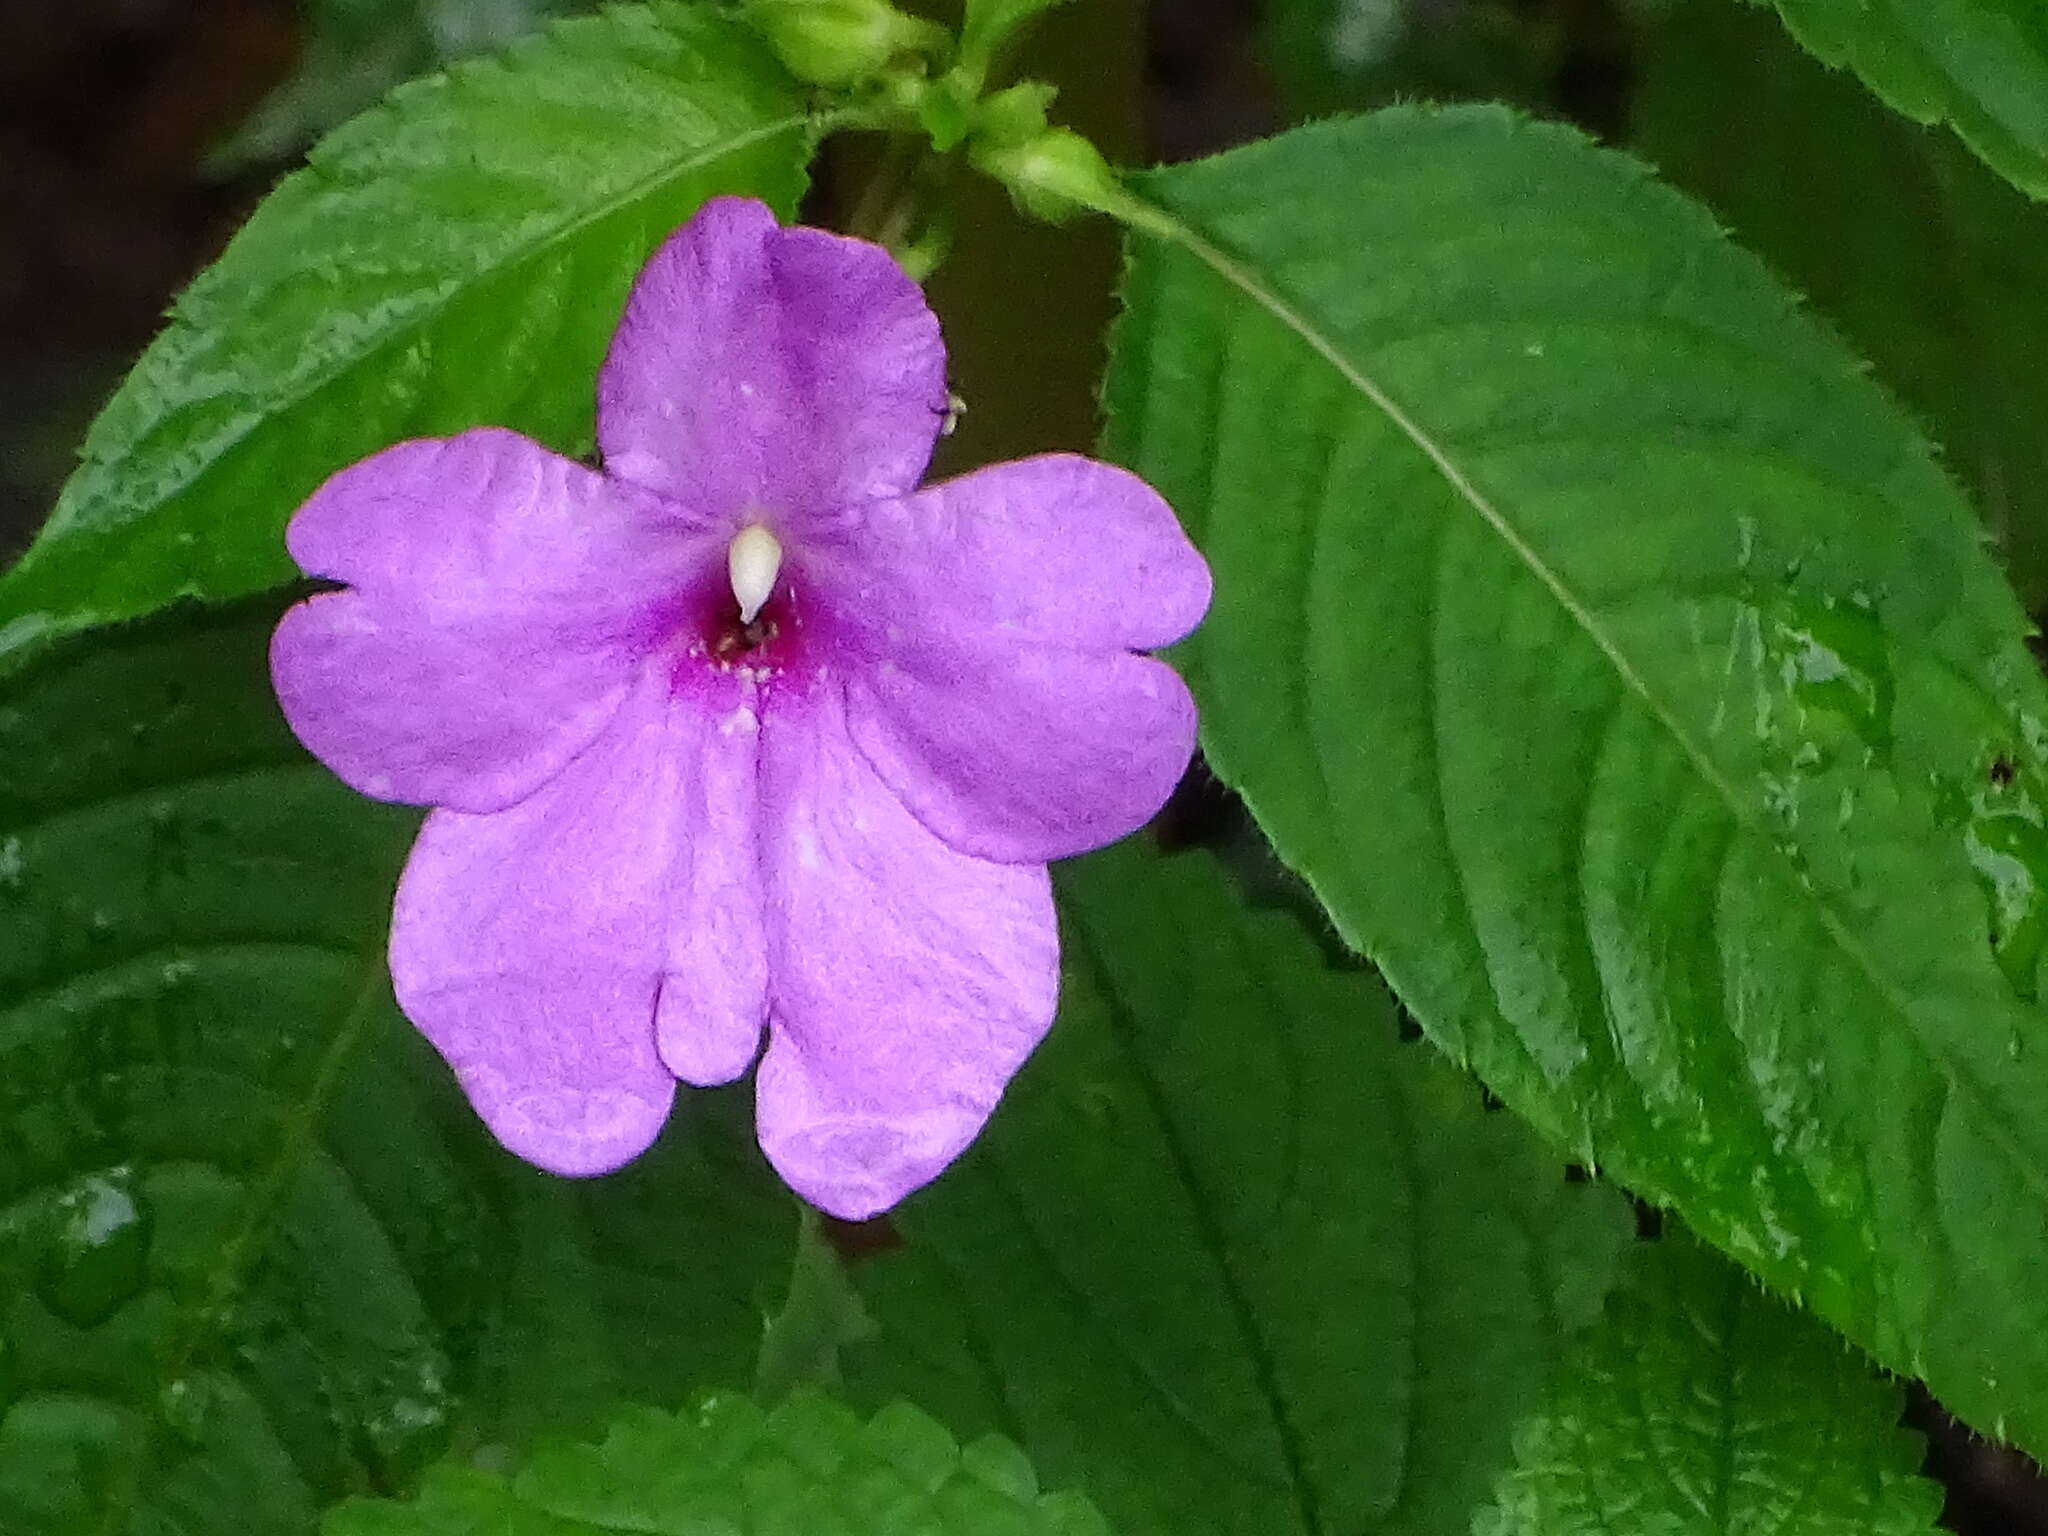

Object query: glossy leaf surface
[211,0,602,172]
[1103,106,2048,1455]
[0,600,793,1533]
[0,2,813,669]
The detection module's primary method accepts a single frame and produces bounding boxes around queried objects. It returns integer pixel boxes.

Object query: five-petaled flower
[271,196,1210,1218]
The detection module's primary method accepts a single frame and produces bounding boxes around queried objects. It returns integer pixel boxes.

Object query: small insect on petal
[728,523,784,624]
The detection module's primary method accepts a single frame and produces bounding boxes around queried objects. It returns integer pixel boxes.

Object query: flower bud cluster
[741,0,1129,225]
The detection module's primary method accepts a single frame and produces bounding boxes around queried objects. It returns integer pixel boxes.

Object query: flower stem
[753,1203,873,1403]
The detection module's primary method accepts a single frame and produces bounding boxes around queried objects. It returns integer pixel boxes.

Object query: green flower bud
[745,0,950,89]
[972,124,1126,223]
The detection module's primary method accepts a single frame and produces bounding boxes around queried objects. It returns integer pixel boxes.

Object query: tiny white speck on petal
[728,524,782,624]
[720,706,759,737]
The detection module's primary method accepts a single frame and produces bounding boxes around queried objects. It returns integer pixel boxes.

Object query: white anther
[727,523,783,625]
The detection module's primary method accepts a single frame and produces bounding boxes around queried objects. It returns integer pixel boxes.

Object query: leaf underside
[1103,105,2048,1456]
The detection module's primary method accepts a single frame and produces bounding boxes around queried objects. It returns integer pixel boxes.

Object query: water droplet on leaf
[1965,803,2048,1001]
[1763,596,1894,766]
[37,1167,152,1328]
[159,1374,216,1448]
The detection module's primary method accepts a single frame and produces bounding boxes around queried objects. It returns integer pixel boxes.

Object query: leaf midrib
[1064,913,1321,1534]
[1121,191,2048,1207]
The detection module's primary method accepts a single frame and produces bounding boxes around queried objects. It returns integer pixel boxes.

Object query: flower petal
[848,644,1198,864]
[390,663,766,1175]
[275,428,708,813]
[596,197,947,521]
[826,453,1212,651]
[656,686,769,1087]
[811,454,1208,863]
[756,685,1057,1219]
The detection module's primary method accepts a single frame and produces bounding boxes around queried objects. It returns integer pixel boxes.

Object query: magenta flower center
[680,523,810,685]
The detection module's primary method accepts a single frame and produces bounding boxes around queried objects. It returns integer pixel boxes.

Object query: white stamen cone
[728,523,783,625]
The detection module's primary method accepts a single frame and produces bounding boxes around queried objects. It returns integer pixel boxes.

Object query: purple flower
[270,197,1209,1218]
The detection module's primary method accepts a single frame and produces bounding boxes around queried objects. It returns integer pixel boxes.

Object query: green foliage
[1478,1233,1945,1534]
[1632,0,2048,610]
[1102,106,2048,1457]
[0,2,814,673]
[212,0,602,173]
[0,600,795,1534]
[1747,0,2048,202]
[325,1390,1111,1535]
[843,841,1633,1536]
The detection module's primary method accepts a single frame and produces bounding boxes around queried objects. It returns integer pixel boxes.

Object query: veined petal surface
[389,663,699,1177]
[273,429,707,812]
[828,454,1212,652]
[756,685,1058,1219]
[848,644,1198,864]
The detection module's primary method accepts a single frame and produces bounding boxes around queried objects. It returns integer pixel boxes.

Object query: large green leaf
[843,841,1632,1536]
[1478,1233,1944,1535]
[0,600,795,1534]
[1102,107,2048,1455]
[1634,0,2048,608]
[0,2,814,671]
[325,1391,1111,1535]
[1748,0,2048,202]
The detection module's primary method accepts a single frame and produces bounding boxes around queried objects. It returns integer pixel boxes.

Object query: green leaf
[212,0,603,173]
[1634,0,2048,609]
[0,600,795,1533]
[1102,106,2048,1457]
[0,2,815,672]
[843,840,1632,1536]
[1747,0,2048,201]
[325,1391,1110,1536]
[1477,1232,1945,1534]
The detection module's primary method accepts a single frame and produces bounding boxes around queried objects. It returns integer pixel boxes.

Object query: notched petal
[832,453,1213,652]
[273,428,703,813]
[597,196,948,521]
[848,645,1199,864]
[435,988,677,1178]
